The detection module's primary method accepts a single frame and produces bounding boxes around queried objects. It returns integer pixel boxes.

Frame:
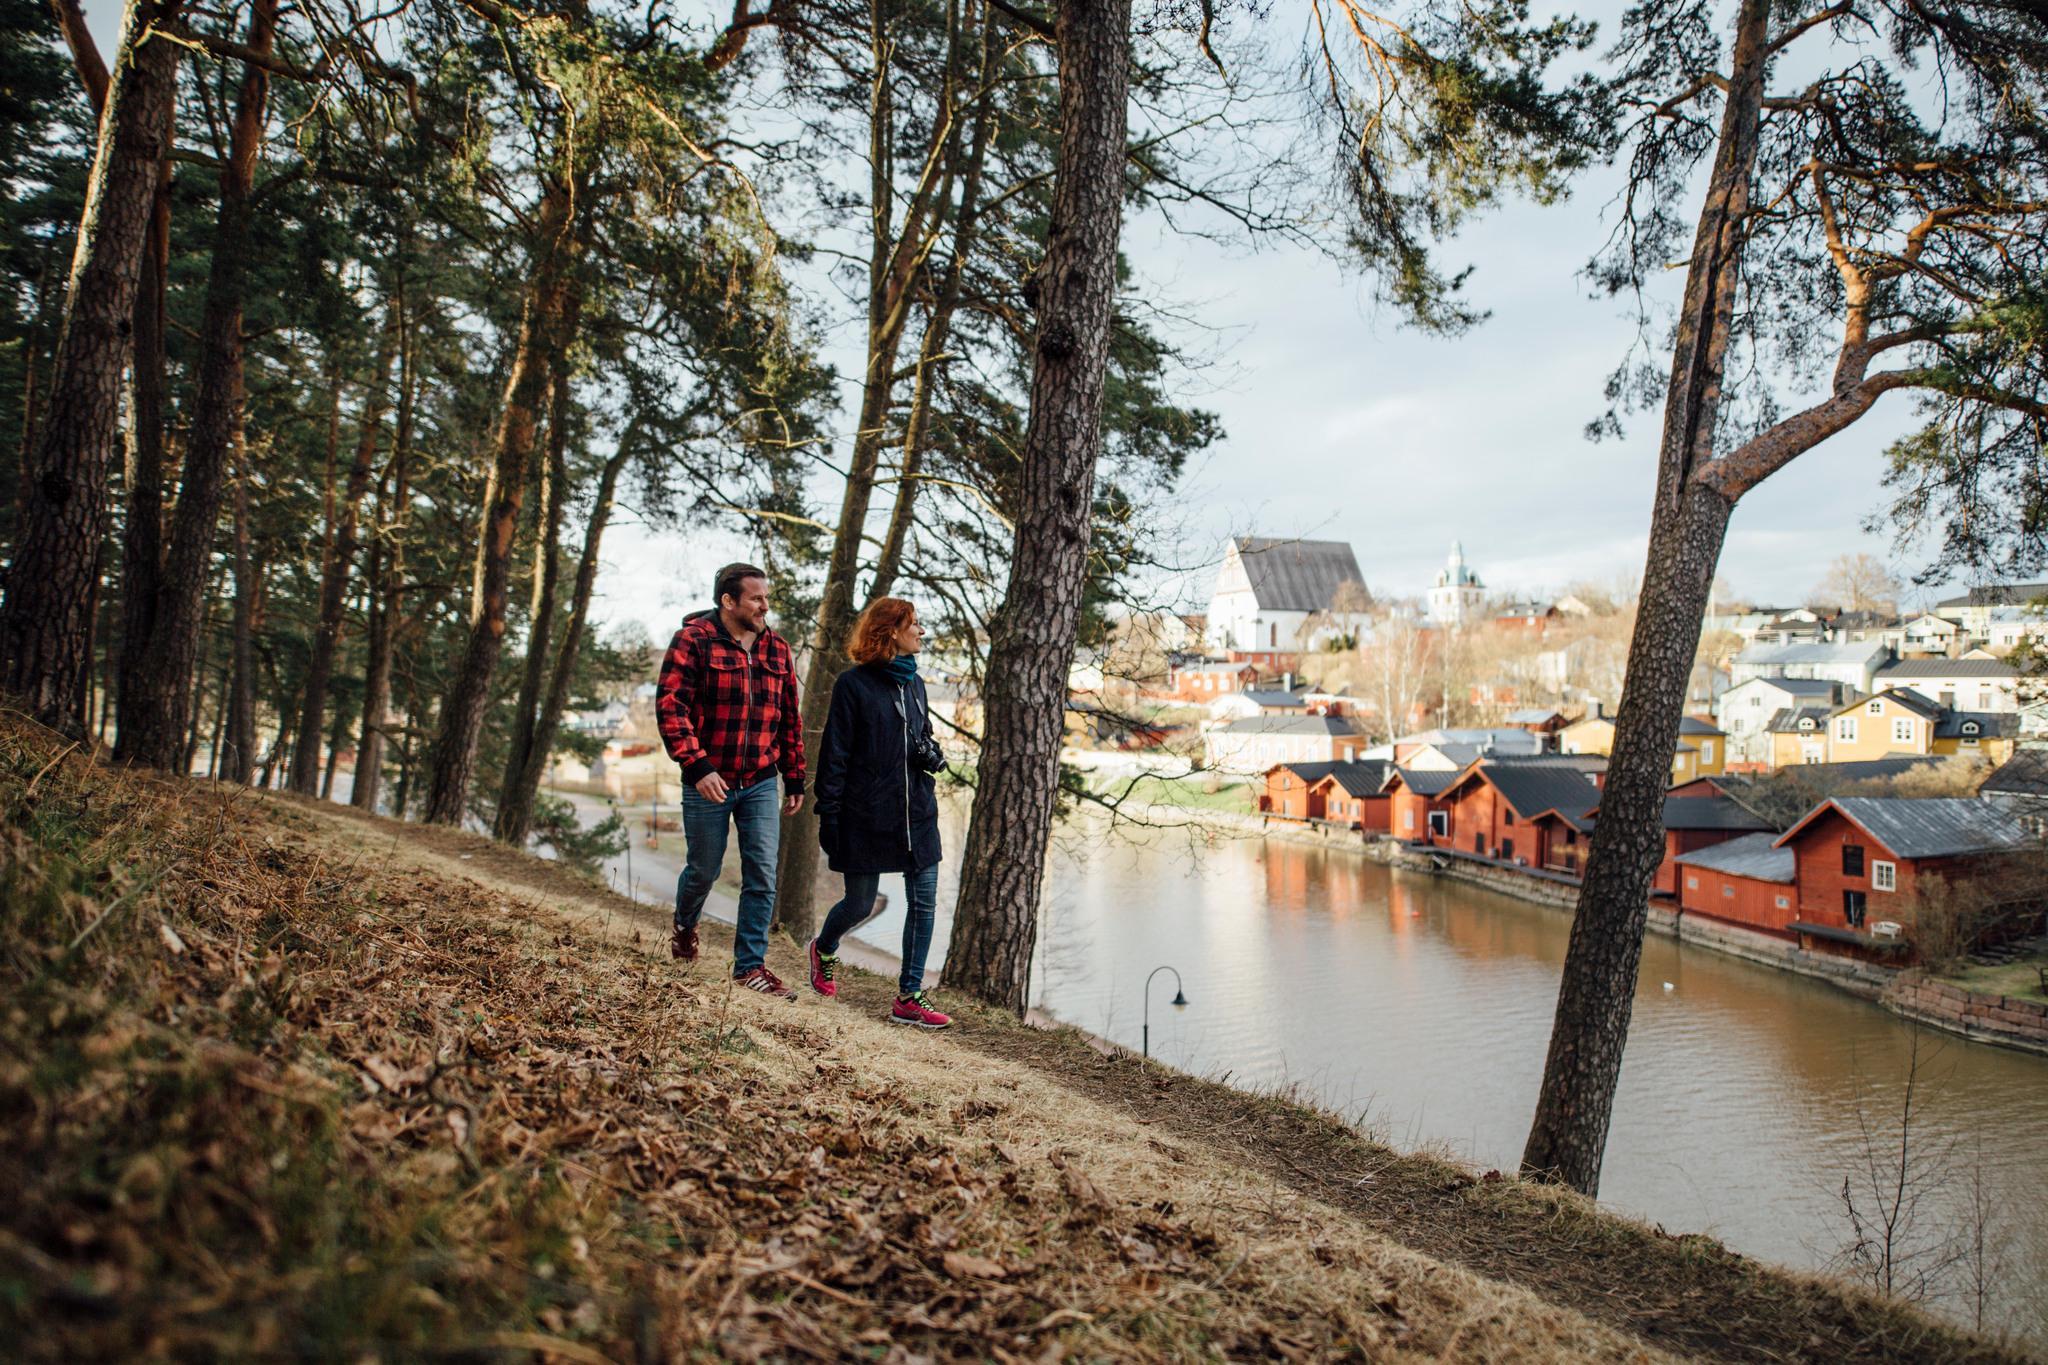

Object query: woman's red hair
[848,597,917,665]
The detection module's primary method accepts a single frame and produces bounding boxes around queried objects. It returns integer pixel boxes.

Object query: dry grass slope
[0,712,2029,1363]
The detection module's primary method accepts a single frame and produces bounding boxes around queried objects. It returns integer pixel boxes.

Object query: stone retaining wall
[1881,974,2048,1056]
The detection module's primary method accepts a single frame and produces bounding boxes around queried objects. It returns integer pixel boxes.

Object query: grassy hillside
[0,713,2029,1363]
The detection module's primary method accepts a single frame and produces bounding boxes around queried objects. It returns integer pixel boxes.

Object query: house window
[1775,895,1790,909]
[1844,890,1867,928]
[1563,828,1576,845]
[1838,718,1858,742]
[1269,623,1277,648]
[1686,875,1699,890]
[1404,809,1416,830]
[1501,838,1515,862]
[1873,860,1896,892]
[1892,719,1915,744]
[1474,832,1485,853]
[1722,884,1734,899]
[1504,809,1515,826]
[1842,843,1865,877]
[1701,741,1715,763]
[1867,700,1883,714]
[1429,810,1448,837]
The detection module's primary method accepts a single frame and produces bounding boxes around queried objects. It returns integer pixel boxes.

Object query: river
[573,789,2048,1345]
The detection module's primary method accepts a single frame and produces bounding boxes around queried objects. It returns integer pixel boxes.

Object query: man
[655,562,806,998]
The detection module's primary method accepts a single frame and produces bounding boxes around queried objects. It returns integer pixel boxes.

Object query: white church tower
[1427,540,1485,627]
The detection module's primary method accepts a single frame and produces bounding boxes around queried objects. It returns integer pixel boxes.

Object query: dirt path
[273,792,2030,1365]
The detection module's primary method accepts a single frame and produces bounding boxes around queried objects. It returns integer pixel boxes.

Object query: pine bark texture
[946,0,1130,1013]
[117,0,276,770]
[0,0,180,733]
[115,174,172,756]
[1520,0,1768,1196]
[423,182,575,826]
[290,308,397,794]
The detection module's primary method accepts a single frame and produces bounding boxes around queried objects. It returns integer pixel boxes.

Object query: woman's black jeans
[817,863,941,996]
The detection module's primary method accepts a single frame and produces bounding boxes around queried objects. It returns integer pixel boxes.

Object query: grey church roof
[1232,538,1366,613]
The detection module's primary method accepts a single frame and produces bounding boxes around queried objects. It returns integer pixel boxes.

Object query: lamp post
[1143,964,1188,1060]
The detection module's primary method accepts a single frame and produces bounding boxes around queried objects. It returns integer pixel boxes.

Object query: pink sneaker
[807,939,837,997]
[890,991,951,1030]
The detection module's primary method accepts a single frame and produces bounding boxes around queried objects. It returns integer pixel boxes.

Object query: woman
[807,597,951,1028]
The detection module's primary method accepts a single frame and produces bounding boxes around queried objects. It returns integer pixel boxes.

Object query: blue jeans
[675,778,781,976]
[817,862,940,996]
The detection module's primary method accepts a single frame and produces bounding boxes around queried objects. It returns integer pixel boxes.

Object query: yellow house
[1558,715,1614,756]
[1827,688,1941,761]
[1766,706,1831,768]
[1930,712,2017,765]
[1678,716,1727,775]
[1558,712,1710,783]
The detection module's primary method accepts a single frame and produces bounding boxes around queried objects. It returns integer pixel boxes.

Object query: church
[1205,537,1367,661]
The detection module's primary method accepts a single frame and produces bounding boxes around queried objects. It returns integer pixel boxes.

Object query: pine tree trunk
[947,0,1131,1012]
[496,424,633,846]
[493,369,572,843]
[116,0,276,768]
[1520,0,1768,1197]
[0,0,180,733]
[423,181,576,826]
[222,461,257,783]
[290,306,396,794]
[115,167,171,750]
[354,325,414,814]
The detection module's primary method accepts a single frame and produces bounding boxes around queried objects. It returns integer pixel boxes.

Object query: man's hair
[849,597,916,665]
[715,562,768,610]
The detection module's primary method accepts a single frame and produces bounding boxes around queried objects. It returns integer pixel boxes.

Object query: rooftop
[1317,760,1393,797]
[1653,797,1775,832]
[1672,832,1795,883]
[1780,797,2035,859]
[1731,677,1848,697]
[1835,688,1944,720]
[1765,705,1832,734]
[1385,766,1460,796]
[1268,760,1341,785]
[1935,582,2048,609]
[1983,749,2048,798]
[1467,762,1601,822]
[1222,714,1358,737]
[1933,711,2015,740]
[1230,537,1365,614]
[1876,659,2019,680]
[1240,689,1307,709]
[1677,716,1725,736]
[1735,641,1892,665]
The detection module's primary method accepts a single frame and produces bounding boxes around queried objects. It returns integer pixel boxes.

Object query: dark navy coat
[814,663,943,874]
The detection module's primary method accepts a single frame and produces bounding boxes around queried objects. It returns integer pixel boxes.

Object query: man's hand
[784,793,804,816]
[695,772,730,803]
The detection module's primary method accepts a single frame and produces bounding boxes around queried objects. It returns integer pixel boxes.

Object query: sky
[587,2,1952,646]
[73,0,1954,646]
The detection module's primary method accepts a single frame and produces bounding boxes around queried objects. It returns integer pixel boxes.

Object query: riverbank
[1117,787,2048,1057]
[5,720,2026,1363]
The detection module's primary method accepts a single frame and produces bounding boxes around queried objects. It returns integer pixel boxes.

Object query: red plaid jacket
[655,611,806,794]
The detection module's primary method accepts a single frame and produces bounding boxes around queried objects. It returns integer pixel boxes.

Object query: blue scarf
[883,653,918,684]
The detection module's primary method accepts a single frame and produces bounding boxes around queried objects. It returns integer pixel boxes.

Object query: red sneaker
[807,940,837,997]
[736,966,798,1000]
[890,991,951,1030]
[671,924,699,962]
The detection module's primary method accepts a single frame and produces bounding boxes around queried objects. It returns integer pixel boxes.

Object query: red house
[1774,797,2036,960]
[1586,795,1775,895]
[1307,761,1393,832]
[1259,760,1340,820]
[1436,761,1603,870]
[1385,766,1458,843]
[1673,833,1797,937]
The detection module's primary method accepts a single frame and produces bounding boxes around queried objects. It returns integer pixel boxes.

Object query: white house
[1426,541,1486,627]
[1871,658,2020,713]
[1203,714,1359,776]
[1984,606,2048,651]
[1728,640,1893,695]
[1893,612,1962,654]
[1936,582,2048,639]
[1713,676,1852,762]
[1207,537,1366,655]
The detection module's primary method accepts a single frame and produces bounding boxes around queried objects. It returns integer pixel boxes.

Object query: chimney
[1283,671,1293,693]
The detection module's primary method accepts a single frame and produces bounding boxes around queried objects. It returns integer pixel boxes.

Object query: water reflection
[849,802,2048,1343]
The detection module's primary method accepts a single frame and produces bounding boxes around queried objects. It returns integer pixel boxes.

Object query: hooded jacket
[814,662,943,874]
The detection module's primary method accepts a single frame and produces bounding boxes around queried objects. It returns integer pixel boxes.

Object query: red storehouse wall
[1677,865,1797,938]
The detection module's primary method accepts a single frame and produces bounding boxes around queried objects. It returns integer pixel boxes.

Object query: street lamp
[1143,964,1188,1060]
